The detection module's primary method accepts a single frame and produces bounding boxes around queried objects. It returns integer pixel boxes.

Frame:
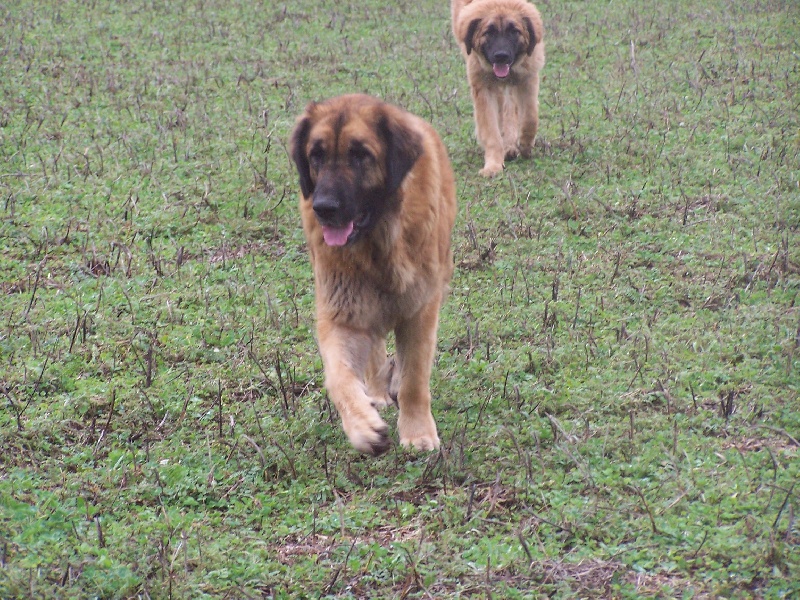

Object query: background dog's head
[462,10,538,79]
[290,95,423,247]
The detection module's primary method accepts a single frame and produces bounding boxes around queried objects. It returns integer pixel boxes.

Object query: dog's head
[290,95,423,247]
[463,10,538,79]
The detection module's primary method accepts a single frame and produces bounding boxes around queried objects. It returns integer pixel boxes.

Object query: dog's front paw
[343,409,391,456]
[398,413,440,452]
[400,433,440,452]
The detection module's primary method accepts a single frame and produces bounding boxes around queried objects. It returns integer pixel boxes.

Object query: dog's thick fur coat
[452,0,545,176]
[290,94,456,455]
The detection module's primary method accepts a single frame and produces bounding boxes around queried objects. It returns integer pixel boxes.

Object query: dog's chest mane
[318,262,428,331]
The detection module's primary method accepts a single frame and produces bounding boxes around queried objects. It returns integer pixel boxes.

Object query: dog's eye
[349,145,373,166]
[506,24,519,35]
[486,24,498,35]
[309,146,325,168]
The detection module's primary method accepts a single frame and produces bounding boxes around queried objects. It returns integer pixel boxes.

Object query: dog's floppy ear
[290,109,315,198]
[523,16,538,55]
[378,111,423,196]
[464,18,482,55]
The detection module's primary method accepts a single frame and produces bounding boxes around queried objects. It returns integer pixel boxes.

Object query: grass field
[1,0,799,597]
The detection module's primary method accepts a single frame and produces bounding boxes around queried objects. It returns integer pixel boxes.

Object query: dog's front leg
[500,91,521,160]
[472,86,505,177]
[516,74,540,158]
[317,323,391,455]
[394,293,443,452]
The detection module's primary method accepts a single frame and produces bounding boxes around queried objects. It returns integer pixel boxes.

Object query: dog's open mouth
[321,212,370,247]
[493,63,511,78]
[322,221,354,246]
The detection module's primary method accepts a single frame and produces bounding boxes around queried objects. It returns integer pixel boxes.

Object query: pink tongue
[493,63,511,78]
[322,222,354,246]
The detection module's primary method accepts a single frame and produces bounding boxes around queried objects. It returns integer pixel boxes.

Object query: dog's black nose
[492,51,512,65]
[312,194,339,223]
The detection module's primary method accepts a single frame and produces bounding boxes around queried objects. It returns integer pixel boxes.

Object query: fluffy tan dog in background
[290,94,456,455]
[452,0,545,176]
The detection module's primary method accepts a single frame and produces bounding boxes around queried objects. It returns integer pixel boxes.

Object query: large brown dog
[452,0,545,177]
[290,94,456,455]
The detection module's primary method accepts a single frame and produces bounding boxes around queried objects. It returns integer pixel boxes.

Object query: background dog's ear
[464,18,482,55]
[378,112,423,196]
[290,112,314,198]
[523,17,538,55]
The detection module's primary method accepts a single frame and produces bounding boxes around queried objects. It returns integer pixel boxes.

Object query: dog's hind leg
[365,338,396,409]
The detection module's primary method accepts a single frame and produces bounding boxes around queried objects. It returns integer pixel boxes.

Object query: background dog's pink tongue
[322,222,354,246]
[493,63,511,78]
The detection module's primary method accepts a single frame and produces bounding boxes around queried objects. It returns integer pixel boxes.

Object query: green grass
[1,0,798,597]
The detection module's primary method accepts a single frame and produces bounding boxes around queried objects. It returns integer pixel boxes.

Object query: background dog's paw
[479,164,503,177]
[504,147,520,161]
[345,411,391,456]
